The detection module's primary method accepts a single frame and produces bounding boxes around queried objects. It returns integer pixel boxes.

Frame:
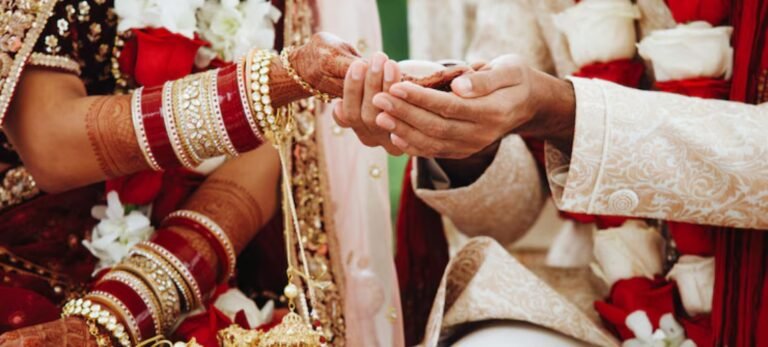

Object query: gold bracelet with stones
[236,56,265,143]
[130,87,161,171]
[114,256,181,333]
[129,247,195,313]
[62,298,130,347]
[162,81,197,169]
[136,241,204,310]
[175,70,229,163]
[279,46,331,103]
[102,270,163,337]
[206,69,239,157]
[88,290,141,347]
[245,49,278,141]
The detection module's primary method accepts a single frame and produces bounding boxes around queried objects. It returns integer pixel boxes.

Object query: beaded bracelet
[136,241,205,309]
[163,210,237,283]
[88,290,141,346]
[245,49,279,141]
[279,46,331,103]
[62,298,130,347]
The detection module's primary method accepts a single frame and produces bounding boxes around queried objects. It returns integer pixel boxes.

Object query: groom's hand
[370,55,577,158]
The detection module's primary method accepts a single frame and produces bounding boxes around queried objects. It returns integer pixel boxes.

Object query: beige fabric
[413,135,545,245]
[420,237,618,347]
[547,77,768,229]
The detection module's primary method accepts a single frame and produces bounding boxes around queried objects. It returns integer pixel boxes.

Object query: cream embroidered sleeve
[546,77,768,229]
[413,135,545,244]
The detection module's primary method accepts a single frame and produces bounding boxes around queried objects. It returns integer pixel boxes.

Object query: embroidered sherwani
[405,0,766,345]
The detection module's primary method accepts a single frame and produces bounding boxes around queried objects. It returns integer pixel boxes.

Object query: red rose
[667,222,716,256]
[150,168,205,225]
[105,170,164,206]
[573,59,645,88]
[665,0,731,26]
[594,277,677,340]
[119,28,209,87]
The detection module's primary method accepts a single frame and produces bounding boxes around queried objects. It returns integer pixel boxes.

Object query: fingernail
[389,84,407,98]
[372,94,393,111]
[384,60,396,82]
[452,77,472,95]
[371,53,387,73]
[350,61,364,80]
[376,113,396,131]
[391,133,408,148]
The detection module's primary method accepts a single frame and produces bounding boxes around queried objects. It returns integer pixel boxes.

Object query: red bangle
[151,230,217,296]
[141,85,180,168]
[162,216,229,283]
[218,63,264,152]
[94,280,156,340]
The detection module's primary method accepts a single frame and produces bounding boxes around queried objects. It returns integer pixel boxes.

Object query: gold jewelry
[136,241,204,309]
[89,290,141,346]
[236,56,265,143]
[207,69,239,157]
[62,298,131,347]
[245,49,278,141]
[279,47,331,103]
[217,325,264,347]
[129,247,195,313]
[260,312,321,347]
[130,87,161,171]
[115,255,181,333]
[102,270,163,337]
[165,210,237,282]
[162,81,196,169]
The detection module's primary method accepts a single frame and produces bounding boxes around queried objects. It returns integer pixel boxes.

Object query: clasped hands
[331,52,577,159]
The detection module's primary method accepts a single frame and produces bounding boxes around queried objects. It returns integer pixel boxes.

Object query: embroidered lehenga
[0,0,403,346]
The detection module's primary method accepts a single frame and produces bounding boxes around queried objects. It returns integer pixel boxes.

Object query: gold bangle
[129,247,195,313]
[136,241,204,310]
[101,270,163,337]
[114,256,181,333]
[236,56,265,143]
[88,291,141,346]
[62,298,130,347]
[162,81,197,169]
[171,77,205,166]
[246,49,283,142]
[130,88,161,171]
[279,46,331,103]
[165,210,237,282]
[207,68,239,157]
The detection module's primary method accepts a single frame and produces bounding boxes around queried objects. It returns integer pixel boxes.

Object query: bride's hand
[0,317,98,347]
[288,32,361,98]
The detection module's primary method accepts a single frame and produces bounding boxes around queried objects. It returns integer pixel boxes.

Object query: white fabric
[638,21,733,82]
[552,0,640,67]
[592,221,664,287]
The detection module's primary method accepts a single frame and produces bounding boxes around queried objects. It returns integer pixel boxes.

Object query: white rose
[592,220,664,287]
[553,0,641,67]
[638,21,733,82]
[114,0,203,38]
[624,312,696,347]
[666,255,714,316]
[214,288,274,328]
[198,0,280,62]
[83,191,154,272]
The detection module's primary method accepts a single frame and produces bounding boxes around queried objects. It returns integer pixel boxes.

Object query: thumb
[451,57,524,98]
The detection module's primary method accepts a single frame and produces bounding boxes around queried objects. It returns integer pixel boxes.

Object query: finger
[383,60,401,94]
[470,61,487,71]
[341,60,367,128]
[387,82,480,122]
[382,115,469,158]
[362,52,388,131]
[373,93,474,140]
[333,101,350,127]
[451,60,524,98]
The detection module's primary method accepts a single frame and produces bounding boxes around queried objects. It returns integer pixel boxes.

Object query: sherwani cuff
[545,77,608,214]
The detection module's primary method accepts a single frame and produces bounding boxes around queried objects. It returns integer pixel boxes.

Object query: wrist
[519,70,576,153]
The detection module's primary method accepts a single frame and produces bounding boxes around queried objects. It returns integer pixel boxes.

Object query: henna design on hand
[0,318,98,347]
[182,178,266,254]
[85,96,147,178]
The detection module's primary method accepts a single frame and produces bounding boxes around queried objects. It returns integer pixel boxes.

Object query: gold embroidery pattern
[0,0,59,127]
[284,0,345,344]
[28,51,80,73]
